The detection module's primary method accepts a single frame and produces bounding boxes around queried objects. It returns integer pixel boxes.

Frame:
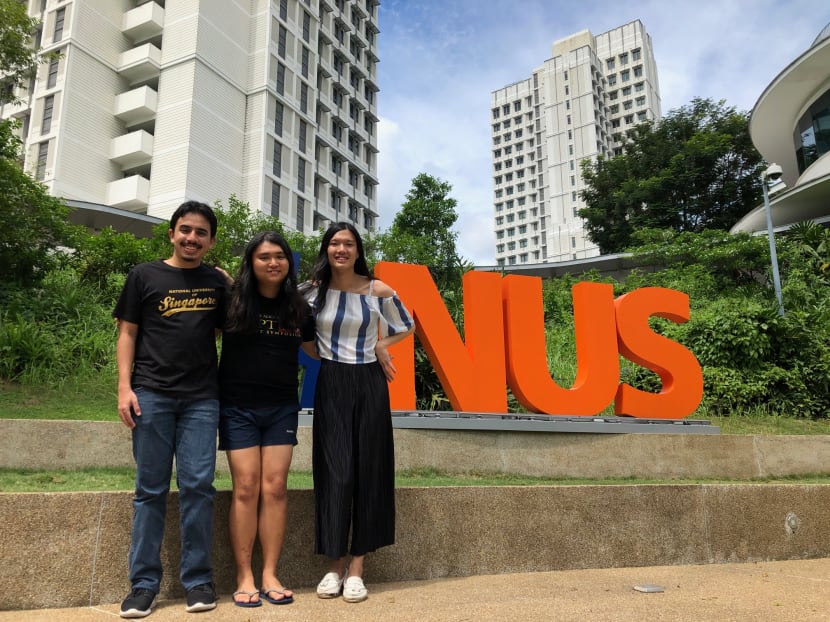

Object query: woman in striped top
[301,222,414,603]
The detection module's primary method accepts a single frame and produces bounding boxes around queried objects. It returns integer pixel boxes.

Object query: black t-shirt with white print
[219,293,316,408]
[113,259,227,400]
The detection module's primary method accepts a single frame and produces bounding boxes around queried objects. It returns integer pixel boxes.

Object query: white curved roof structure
[731,26,830,233]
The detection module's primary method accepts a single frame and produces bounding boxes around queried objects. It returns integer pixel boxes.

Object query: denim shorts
[218,403,299,451]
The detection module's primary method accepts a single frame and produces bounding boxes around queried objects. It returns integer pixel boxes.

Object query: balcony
[110,129,154,168]
[107,175,150,211]
[114,86,157,126]
[122,2,164,44]
[118,43,161,85]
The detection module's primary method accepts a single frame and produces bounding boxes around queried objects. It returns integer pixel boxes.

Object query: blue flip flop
[232,590,262,608]
[260,587,294,605]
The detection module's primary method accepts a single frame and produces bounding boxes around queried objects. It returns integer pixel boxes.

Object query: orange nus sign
[374,262,703,419]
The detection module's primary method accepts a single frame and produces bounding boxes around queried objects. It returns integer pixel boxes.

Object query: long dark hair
[226,231,307,333]
[305,222,372,313]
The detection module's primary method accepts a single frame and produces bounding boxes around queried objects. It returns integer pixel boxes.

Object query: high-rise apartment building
[1,0,379,235]
[491,20,660,265]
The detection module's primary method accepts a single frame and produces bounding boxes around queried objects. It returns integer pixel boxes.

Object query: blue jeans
[129,387,219,592]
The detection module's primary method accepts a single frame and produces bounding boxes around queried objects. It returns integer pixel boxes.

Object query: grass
[0,378,115,421]
[3,466,830,493]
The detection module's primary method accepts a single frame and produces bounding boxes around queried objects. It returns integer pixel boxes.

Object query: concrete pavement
[2,558,828,621]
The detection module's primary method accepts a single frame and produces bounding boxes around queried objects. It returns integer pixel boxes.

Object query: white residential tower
[1,0,380,235]
[491,20,661,265]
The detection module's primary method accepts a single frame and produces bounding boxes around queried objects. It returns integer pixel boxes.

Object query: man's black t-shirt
[113,260,227,400]
[218,294,316,408]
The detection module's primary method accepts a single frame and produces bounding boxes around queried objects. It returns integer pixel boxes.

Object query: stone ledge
[3,419,830,479]
[2,484,829,610]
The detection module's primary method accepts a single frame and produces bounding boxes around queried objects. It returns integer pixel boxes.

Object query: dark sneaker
[120,587,157,618]
[185,583,217,613]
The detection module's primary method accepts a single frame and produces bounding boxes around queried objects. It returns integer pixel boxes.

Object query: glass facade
[794,88,830,174]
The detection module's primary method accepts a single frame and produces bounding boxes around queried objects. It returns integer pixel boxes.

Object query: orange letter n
[374,263,507,412]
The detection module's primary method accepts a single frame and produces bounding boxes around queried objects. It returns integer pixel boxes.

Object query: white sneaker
[343,576,368,603]
[316,571,346,598]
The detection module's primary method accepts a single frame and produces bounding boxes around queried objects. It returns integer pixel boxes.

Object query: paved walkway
[2,558,828,621]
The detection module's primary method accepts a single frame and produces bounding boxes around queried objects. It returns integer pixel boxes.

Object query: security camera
[764,163,783,181]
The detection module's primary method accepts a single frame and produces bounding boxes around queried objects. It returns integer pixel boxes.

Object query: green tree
[377,173,468,288]
[0,123,78,285]
[580,98,765,253]
[0,0,44,105]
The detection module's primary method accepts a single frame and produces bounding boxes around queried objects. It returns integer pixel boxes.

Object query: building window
[633,65,643,78]
[41,95,54,134]
[303,11,311,42]
[53,8,65,42]
[606,58,615,70]
[300,83,308,113]
[280,0,288,20]
[35,141,48,180]
[301,46,309,78]
[272,141,282,177]
[276,63,286,95]
[619,52,629,65]
[46,58,58,89]
[274,101,284,136]
[632,48,642,61]
[621,69,630,82]
[299,119,307,153]
[271,182,281,216]
[296,197,305,231]
[297,156,306,191]
[278,25,287,58]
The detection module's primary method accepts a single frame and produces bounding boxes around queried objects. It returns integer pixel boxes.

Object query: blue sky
[374,0,827,265]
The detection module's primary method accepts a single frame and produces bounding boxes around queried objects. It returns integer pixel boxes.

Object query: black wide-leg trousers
[312,359,395,558]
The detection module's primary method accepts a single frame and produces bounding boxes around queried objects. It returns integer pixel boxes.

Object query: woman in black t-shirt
[218,231,316,608]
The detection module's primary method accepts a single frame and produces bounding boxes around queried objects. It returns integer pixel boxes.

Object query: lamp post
[761,163,785,316]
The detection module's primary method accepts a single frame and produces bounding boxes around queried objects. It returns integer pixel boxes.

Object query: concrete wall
[2,485,830,610]
[3,419,830,480]
[3,419,830,611]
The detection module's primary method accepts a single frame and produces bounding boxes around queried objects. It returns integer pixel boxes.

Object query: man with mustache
[113,201,228,618]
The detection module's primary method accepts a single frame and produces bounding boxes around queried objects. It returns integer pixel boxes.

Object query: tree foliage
[377,173,468,288]
[580,98,765,254]
[0,0,44,106]
[0,123,78,285]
